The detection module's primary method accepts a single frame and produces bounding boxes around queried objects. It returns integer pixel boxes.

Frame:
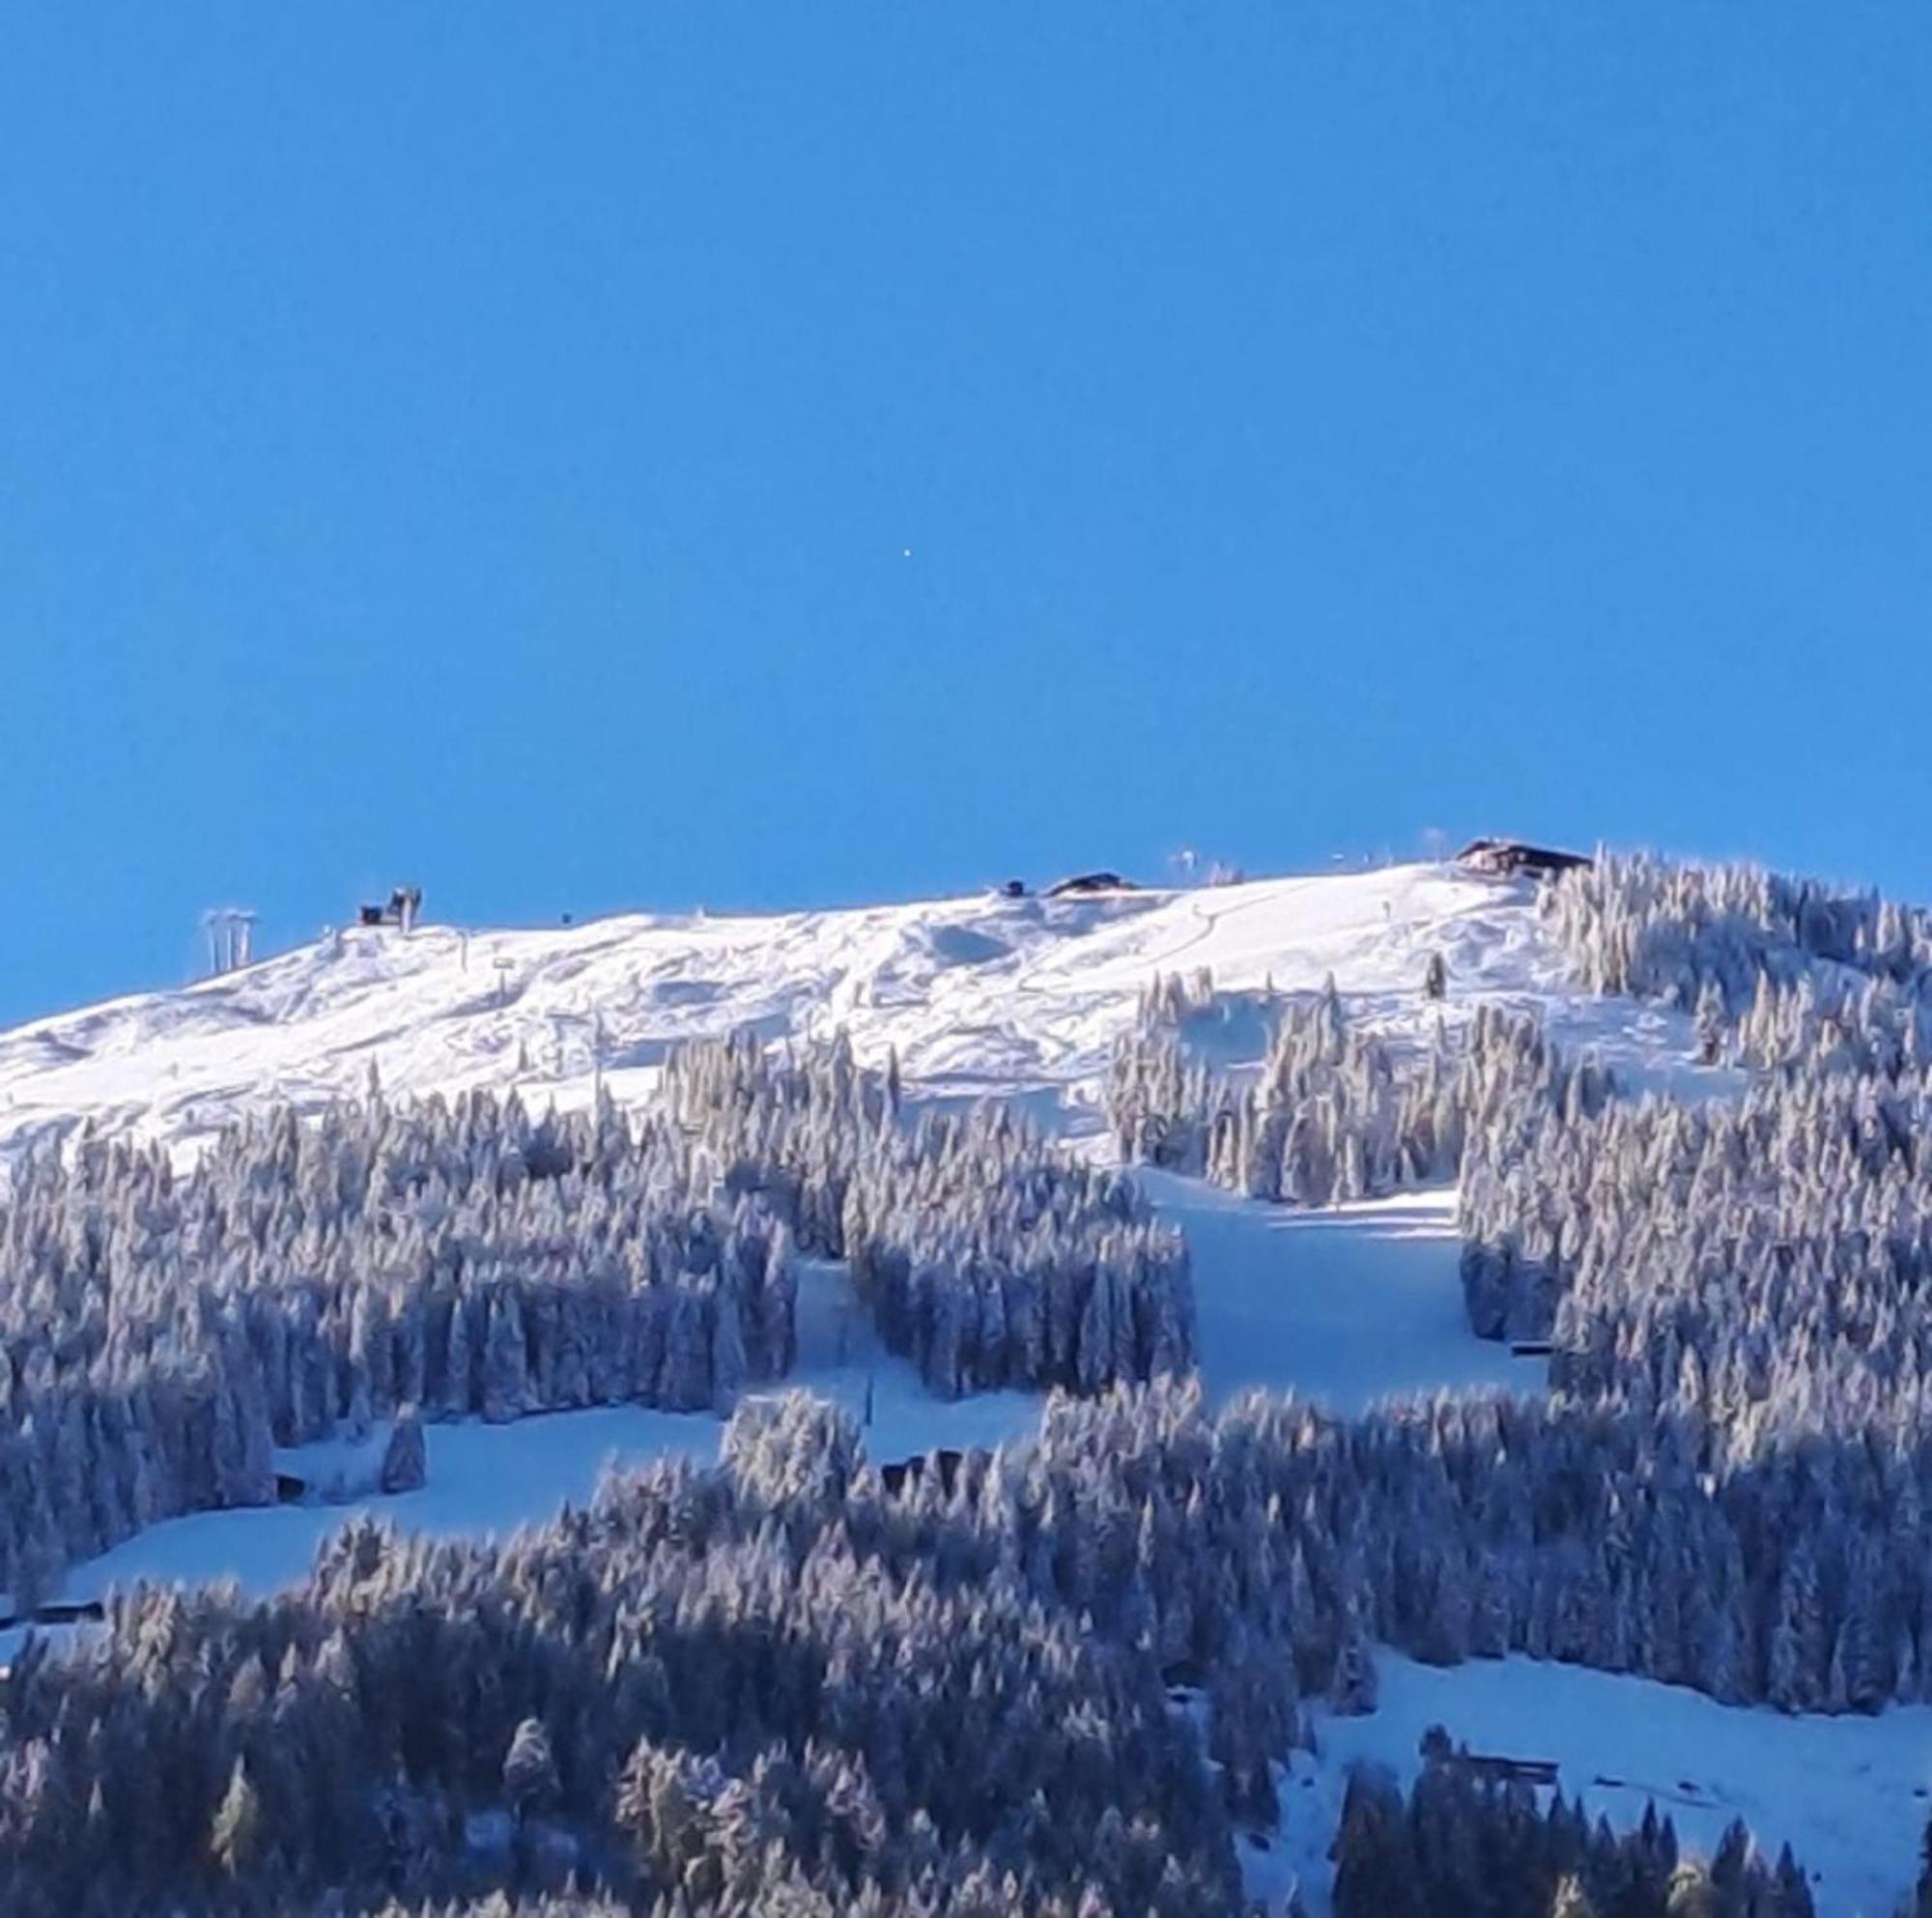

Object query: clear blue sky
[2,6,1927,1024]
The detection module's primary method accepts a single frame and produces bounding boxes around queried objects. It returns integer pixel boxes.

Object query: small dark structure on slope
[1044,871,1139,899]
[879,1447,984,1501]
[357,883,424,931]
[1458,839,1592,882]
[0,1596,106,1631]
[1462,1754,1560,1788]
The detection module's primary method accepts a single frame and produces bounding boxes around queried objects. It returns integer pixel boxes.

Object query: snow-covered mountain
[2,859,1921,1918]
[0,862,1699,1164]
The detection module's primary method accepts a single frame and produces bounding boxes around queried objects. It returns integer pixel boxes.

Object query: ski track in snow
[0,862,1904,1914]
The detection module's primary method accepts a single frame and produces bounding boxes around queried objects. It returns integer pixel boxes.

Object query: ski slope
[4,860,1913,1914]
[0,863,1712,1168]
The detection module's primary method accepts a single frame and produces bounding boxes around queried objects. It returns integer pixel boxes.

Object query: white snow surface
[1141,1176,1531,1412]
[0,861,1910,1913]
[0,863,1714,1166]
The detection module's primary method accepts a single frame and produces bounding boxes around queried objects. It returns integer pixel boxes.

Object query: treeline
[1331,1735,1814,1918]
[0,1042,1192,1603]
[1546,849,1932,1081]
[1107,975,1611,1208]
[664,1034,1194,1395]
[0,1383,1845,1915]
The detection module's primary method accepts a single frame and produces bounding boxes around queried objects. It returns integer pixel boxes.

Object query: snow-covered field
[0,861,1915,1913]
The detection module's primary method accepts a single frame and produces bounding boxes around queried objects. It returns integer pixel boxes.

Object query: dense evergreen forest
[663,1033,1193,1395]
[0,1035,1186,1603]
[1467,853,1932,1446]
[0,1385,1856,1915]
[6,846,1932,1910]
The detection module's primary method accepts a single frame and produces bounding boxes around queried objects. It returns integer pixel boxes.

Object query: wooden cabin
[1457,839,1592,882]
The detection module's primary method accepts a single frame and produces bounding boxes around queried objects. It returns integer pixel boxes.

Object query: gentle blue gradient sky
[3,6,1927,1023]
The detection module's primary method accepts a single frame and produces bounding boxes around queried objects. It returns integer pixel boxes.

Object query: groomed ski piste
[0,862,1924,1914]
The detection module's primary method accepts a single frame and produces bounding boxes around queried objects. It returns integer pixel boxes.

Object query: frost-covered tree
[381,1408,428,1495]
[208,1756,265,1880]
[500,1717,558,1820]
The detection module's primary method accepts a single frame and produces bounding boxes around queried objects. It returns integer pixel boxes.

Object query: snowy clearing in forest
[1252,1649,1932,1918]
[0,1255,1040,1664]
[1144,1173,1532,1413]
